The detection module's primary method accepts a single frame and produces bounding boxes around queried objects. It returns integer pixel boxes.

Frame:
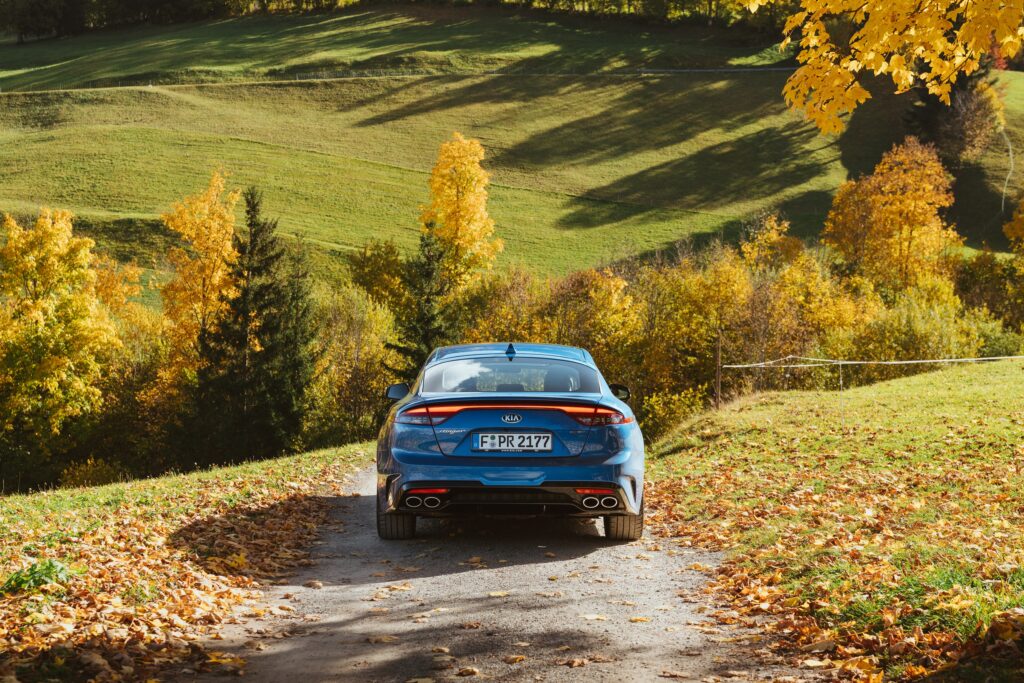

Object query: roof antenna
[505,343,516,361]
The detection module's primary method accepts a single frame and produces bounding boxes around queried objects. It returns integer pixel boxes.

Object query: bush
[850,278,982,383]
[302,285,399,446]
[639,389,704,442]
[60,457,127,488]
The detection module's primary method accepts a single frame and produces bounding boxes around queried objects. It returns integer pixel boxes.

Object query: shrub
[639,389,704,442]
[60,457,127,488]
[303,285,399,446]
[850,277,982,383]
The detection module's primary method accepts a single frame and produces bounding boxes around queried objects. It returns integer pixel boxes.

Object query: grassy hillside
[0,5,1019,276]
[0,6,788,92]
[648,360,1024,678]
[0,444,371,679]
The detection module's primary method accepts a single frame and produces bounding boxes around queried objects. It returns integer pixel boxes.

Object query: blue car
[376,343,645,541]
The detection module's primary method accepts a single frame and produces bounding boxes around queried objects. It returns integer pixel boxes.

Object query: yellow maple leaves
[749,0,1024,132]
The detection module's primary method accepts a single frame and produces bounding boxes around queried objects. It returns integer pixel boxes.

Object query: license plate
[475,433,552,452]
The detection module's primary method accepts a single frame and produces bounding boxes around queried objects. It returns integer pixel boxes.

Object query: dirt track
[175,467,810,682]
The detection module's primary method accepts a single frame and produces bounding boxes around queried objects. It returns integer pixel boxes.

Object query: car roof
[427,343,594,366]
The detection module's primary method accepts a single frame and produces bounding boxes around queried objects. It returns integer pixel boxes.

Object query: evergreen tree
[195,188,317,463]
[386,230,460,382]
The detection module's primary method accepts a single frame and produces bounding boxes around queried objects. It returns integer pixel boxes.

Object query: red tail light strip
[397,403,633,426]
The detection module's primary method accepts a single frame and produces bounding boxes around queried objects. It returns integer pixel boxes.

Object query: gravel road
[177,467,807,683]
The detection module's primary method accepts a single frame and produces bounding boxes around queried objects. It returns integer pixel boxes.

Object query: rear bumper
[378,476,642,516]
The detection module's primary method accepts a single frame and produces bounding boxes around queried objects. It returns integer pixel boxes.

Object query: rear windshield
[420,357,601,394]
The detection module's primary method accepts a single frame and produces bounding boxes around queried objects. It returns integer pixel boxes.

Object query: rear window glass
[420,357,600,394]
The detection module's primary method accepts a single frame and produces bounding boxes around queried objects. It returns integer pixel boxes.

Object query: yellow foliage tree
[0,209,118,450]
[1004,197,1024,253]
[823,137,961,291]
[740,213,805,274]
[748,0,1024,132]
[160,171,241,372]
[421,132,504,285]
[542,268,641,385]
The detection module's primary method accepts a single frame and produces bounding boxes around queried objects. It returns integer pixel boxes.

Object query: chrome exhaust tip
[423,496,442,509]
[582,496,600,509]
[405,495,423,509]
[600,496,618,509]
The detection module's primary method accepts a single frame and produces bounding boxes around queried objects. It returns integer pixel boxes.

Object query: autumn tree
[420,131,503,287]
[823,137,961,292]
[1004,196,1024,253]
[192,189,317,463]
[160,171,240,377]
[350,132,504,377]
[748,0,1024,133]
[0,210,120,486]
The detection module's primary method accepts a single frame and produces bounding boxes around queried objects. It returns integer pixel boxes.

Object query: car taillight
[575,487,615,495]
[395,406,438,425]
[396,403,633,425]
[574,407,633,426]
[407,488,449,495]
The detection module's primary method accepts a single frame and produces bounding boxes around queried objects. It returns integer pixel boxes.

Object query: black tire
[604,504,644,542]
[377,489,416,540]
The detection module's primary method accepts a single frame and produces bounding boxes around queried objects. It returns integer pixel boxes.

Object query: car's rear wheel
[604,503,643,542]
[377,489,416,540]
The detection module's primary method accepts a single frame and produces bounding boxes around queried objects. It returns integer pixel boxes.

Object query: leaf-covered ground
[647,361,1024,680]
[0,445,370,681]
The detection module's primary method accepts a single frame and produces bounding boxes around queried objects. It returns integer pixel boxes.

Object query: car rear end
[375,345,645,540]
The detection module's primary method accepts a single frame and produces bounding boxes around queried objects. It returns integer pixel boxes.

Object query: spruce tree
[196,188,316,463]
[386,230,460,382]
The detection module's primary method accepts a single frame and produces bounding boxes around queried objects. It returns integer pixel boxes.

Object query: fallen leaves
[646,386,1024,680]
[0,450,368,681]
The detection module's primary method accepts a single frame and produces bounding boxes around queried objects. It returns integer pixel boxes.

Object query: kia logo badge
[501,413,523,424]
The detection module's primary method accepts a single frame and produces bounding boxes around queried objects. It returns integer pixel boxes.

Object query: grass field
[0,6,788,92]
[0,444,372,679]
[648,360,1024,678]
[0,5,1020,276]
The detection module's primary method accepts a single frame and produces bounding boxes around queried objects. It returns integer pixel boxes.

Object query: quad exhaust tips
[600,496,618,509]
[423,496,442,509]
[582,496,600,509]
[405,496,423,508]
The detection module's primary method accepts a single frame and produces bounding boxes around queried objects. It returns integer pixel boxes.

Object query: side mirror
[609,383,630,402]
[385,382,410,401]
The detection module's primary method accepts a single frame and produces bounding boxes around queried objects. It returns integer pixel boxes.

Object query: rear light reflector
[407,488,449,495]
[575,488,615,495]
[396,403,633,426]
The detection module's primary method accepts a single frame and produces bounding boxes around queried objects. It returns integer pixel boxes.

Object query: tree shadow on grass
[922,650,1024,682]
[555,121,832,229]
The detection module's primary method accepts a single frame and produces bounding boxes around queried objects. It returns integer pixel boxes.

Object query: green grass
[0,5,1019,276]
[0,6,789,92]
[649,361,1024,675]
[0,444,370,549]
